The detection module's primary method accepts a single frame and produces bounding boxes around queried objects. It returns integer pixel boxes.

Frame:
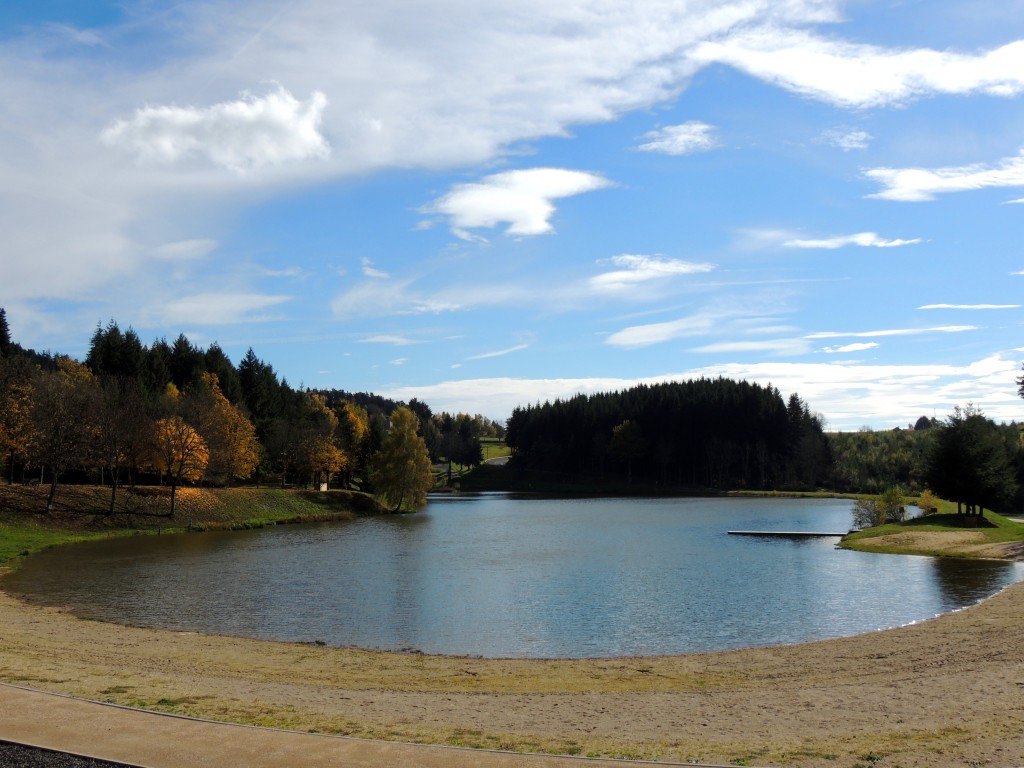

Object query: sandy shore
[1,544,1023,767]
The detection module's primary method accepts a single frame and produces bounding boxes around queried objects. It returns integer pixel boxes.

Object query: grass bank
[0,484,384,573]
[841,508,1024,560]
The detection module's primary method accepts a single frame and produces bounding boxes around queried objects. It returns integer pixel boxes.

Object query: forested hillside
[506,379,831,490]
[0,311,495,515]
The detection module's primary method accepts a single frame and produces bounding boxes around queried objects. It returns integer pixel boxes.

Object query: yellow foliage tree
[189,373,259,484]
[150,416,209,517]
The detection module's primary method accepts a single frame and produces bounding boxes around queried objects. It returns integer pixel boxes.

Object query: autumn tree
[185,373,259,485]
[370,406,434,512]
[29,358,98,513]
[149,416,209,517]
[91,376,150,514]
[334,401,369,488]
[0,356,37,483]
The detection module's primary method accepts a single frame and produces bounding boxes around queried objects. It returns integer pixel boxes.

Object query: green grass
[841,508,1024,558]
[0,484,384,573]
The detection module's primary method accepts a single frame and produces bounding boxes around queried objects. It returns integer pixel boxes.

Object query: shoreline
[1,566,1023,765]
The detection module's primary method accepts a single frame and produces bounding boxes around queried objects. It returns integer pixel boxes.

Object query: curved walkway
[0,684,707,768]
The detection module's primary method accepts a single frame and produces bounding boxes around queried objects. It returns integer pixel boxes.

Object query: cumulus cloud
[636,121,719,155]
[820,127,871,151]
[589,255,714,294]
[380,354,1023,430]
[155,292,290,325]
[423,168,612,239]
[866,149,1024,202]
[691,29,1024,108]
[784,232,921,249]
[101,87,330,172]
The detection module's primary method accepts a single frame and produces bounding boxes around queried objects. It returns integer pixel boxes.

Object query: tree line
[0,311,498,515]
[505,379,832,490]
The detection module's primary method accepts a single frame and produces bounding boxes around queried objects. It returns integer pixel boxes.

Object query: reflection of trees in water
[930,557,1016,608]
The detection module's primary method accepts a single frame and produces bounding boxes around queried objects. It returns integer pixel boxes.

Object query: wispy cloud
[361,258,390,279]
[636,121,719,155]
[807,326,976,339]
[154,239,218,261]
[866,148,1024,202]
[918,303,1019,310]
[784,232,921,249]
[101,87,330,172]
[691,339,810,355]
[152,292,291,325]
[423,168,612,240]
[823,342,879,354]
[360,334,423,346]
[466,344,529,360]
[820,128,872,151]
[589,254,714,294]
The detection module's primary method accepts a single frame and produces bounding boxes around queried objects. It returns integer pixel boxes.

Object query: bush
[852,486,906,529]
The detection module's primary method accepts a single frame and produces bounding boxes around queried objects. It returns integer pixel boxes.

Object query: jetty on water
[727,530,851,538]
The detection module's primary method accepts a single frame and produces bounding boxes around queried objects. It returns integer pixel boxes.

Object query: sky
[2,0,1024,431]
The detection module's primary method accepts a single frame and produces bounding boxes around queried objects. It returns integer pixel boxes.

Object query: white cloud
[918,303,1019,310]
[636,121,719,155]
[390,358,408,366]
[692,28,1024,108]
[784,232,922,249]
[101,87,330,172]
[360,334,422,346]
[466,344,529,360]
[866,149,1024,202]
[361,258,390,279]
[380,354,1023,430]
[691,339,811,355]
[807,326,976,339]
[824,342,879,353]
[154,239,218,261]
[820,128,871,151]
[153,292,291,325]
[589,254,715,294]
[605,311,719,349]
[423,168,612,239]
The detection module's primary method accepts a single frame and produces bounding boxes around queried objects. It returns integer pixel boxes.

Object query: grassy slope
[0,484,384,572]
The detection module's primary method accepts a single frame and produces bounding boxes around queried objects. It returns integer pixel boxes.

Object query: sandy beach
[1,532,1023,768]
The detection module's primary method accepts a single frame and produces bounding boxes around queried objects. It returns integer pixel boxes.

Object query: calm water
[5,495,1022,658]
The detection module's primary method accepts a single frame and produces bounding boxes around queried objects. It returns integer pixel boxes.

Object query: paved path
[0,684,695,768]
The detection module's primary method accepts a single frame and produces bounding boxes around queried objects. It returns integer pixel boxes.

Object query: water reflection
[5,495,1023,658]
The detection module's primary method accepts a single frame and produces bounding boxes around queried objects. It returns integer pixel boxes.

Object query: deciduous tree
[370,407,434,512]
[149,416,209,517]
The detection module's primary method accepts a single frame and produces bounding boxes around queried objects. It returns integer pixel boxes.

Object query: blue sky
[3,0,1024,430]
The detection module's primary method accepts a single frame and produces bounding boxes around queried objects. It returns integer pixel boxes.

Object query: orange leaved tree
[150,415,209,517]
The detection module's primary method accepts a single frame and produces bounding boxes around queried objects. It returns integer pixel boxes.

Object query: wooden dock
[727,530,849,537]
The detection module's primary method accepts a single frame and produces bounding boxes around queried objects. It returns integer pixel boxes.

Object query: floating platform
[727,530,849,537]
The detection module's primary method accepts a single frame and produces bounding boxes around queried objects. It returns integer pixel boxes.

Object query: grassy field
[841,506,1024,558]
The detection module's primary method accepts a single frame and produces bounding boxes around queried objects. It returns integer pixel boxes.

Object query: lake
[5,495,1022,658]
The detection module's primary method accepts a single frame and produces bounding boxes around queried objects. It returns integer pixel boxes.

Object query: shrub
[852,486,906,528]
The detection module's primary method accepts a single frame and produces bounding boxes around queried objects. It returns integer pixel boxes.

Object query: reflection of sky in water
[6,496,1023,658]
